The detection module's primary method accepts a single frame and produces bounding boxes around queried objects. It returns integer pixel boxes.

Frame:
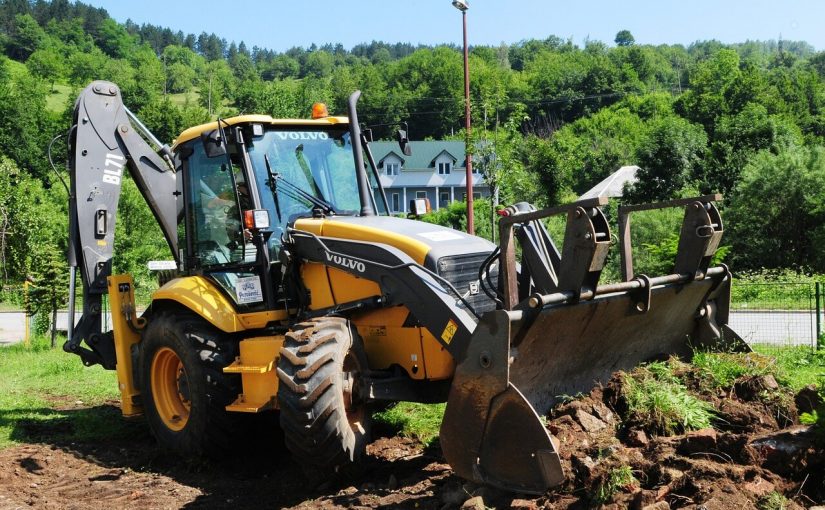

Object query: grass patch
[730,270,823,311]
[373,402,445,446]
[757,491,790,510]
[0,336,136,449]
[692,351,781,388]
[753,345,825,391]
[45,83,73,113]
[4,59,28,79]
[595,465,638,504]
[622,361,715,436]
[168,89,200,107]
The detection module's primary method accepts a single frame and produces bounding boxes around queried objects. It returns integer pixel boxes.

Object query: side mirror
[201,129,227,158]
[396,129,412,156]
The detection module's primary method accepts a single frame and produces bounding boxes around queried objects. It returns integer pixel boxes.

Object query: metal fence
[729,281,822,350]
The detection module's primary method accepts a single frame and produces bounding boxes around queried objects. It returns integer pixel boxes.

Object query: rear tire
[139,311,241,457]
[276,317,371,473]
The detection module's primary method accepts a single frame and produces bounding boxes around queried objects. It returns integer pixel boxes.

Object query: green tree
[303,50,334,78]
[165,61,196,93]
[67,47,109,86]
[6,13,45,60]
[707,103,802,193]
[26,240,68,347]
[96,18,134,58]
[543,105,649,194]
[675,49,745,134]
[615,30,635,47]
[26,46,65,90]
[625,116,707,202]
[0,70,56,180]
[520,135,573,206]
[197,59,236,115]
[727,146,825,272]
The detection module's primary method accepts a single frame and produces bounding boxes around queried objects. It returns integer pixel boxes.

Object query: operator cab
[172,112,386,310]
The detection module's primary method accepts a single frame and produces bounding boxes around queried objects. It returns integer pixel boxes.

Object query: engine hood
[293,216,495,270]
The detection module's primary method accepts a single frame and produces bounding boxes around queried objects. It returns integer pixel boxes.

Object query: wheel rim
[342,351,366,436]
[150,347,191,431]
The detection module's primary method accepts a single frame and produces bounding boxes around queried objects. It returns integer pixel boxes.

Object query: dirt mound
[0,357,822,509]
[537,359,824,509]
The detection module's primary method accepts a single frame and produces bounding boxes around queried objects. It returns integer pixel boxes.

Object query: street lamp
[452,0,474,235]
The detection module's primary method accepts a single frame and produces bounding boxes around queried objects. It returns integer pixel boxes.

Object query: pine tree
[26,242,68,347]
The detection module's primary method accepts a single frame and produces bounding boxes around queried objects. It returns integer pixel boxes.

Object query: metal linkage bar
[497,197,609,309]
[618,194,722,282]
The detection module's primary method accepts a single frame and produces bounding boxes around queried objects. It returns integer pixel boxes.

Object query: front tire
[276,317,371,473]
[139,311,240,457]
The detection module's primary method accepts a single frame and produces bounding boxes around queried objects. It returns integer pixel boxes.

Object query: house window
[416,191,427,199]
[385,163,399,176]
[438,162,452,175]
[462,192,483,201]
[440,191,449,205]
[391,193,400,212]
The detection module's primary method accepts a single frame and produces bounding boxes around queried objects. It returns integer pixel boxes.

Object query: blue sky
[83,1,825,51]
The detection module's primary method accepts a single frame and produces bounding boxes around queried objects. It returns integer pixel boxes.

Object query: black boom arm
[65,81,178,368]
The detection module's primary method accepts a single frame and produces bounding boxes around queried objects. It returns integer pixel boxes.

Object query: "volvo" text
[325,252,365,273]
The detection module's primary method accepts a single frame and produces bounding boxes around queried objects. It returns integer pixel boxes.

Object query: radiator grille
[436,252,498,316]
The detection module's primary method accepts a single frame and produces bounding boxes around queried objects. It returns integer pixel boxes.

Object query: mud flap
[440,310,565,494]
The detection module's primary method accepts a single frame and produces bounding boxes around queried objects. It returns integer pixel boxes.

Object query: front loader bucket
[440,195,745,494]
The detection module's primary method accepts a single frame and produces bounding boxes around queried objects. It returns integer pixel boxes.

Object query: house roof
[579,165,639,200]
[371,141,467,170]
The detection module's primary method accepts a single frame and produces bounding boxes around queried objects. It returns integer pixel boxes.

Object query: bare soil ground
[0,367,822,509]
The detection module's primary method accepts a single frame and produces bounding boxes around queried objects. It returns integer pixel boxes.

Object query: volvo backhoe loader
[65,80,742,494]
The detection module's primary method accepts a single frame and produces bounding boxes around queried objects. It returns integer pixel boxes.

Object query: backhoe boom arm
[65,81,178,368]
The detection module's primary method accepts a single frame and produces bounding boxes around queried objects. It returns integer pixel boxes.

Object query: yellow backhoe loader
[64,81,742,494]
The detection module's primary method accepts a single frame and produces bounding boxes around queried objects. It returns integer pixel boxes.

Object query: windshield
[247,127,363,231]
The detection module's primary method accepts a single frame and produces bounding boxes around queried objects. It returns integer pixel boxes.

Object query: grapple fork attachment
[440,195,744,494]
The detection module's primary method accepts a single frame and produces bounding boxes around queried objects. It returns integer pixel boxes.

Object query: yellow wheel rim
[150,347,191,431]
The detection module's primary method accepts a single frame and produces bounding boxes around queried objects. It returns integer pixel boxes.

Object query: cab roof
[172,114,350,148]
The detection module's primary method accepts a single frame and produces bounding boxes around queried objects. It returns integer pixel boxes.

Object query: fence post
[816,282,822,350]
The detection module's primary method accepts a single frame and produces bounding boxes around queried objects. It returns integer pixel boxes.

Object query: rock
[338,486,358,496]
[742,476,774,497]
[571,455,597,481]
[574,409,607,433]
[631,489,657,509]
[440,482,466,507]
[461,496,486,510]
[660,468,685,485]
[734,375,779,400]
[746,426,818,476]
[625,429,649,447]
[795,385,824,414]
[509,498,538,510]
[641,502,670,510]
[549,414,581,434]
[677,428,717,454]
[591,402,615,423]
